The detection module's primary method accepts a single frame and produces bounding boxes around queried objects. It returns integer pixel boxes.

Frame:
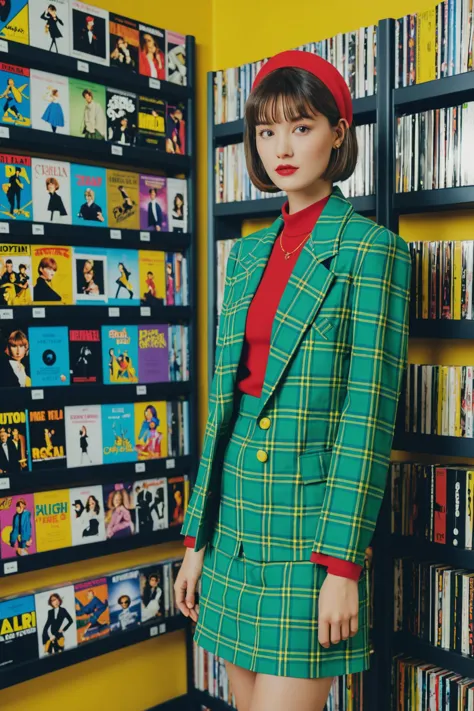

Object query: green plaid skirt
[193,391,371,679]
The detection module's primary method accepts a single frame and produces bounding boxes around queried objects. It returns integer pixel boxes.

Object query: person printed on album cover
[135,484,153,533]
[45,176,68,221]
[0,427,21,473]
[165,107,184,155]
[171,192,185,233]
[79,425,92,465]
[0,0,10,24]
[80,89,106,140]
[73,494,101,537]
[149,486,165,526]
[41,87,65,133]
[42,593,74,654]
[9,498,33,555]
[117,594,138,630]
[143,270,156,302]
[0,77,28,124]
[78,187,104,222]
[0,259,27,305]
[137,405,162,457]
[166,261,174,306]
[108,116,135,146]
[170,346,180,382]
[112,185,135,221]
[78,15,99,56]
[6,167,23,215]
[40,5,65,53]
[171,486,184,525]
[139,32,165,79]
[105,488,134,539]
[142,571,163,621]
[82,268,100,295]
[110,36,135,69]
[146,188,162,231]
[115,262,134,299]
[73,345,92,379]
[0,328,30,387]
[75,589,108,637]
[34,256,62,302]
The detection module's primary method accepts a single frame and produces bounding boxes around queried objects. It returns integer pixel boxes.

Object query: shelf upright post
[207,71,218,389]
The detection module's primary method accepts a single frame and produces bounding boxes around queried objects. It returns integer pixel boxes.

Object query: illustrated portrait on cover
[74,578,110,643]
[30,71,70,135]
[65,404,103,469]
[109,14,138,71]
[0,327,30,387]
[70,485,106,545]
[0,155,33,222]
[135,404,167,460]
[0,64,30,127]
[39,3,65,52]
[0,414,28,473]
[35,586,77,657]
[108,570,141,633]
[140,564,164,622]
[0,493,35,558]
[29,0,70,54]
[138,24,165,79]
[0,249,32,308]
[103,482,135,539]
[71,2,109,66]
[0,0,29,44]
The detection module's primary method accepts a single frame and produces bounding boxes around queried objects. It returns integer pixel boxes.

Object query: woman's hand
[174,547,206,623]
[318,573,359,648]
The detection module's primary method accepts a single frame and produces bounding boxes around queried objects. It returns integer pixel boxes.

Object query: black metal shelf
[193,689,235,710]
[392,633,474,680]
[394,70,474,114]
[0,304,191,324]
[392,430,474,457]
[390,534,474,568]
[214,194,375,220]
[0,40,191,103]
[0,127,190,175]
[0,222,192,251]
[1,454,193,495]
[0,525,184,579]
[409,317,474,339]
[395,187,474,214]
[0,612,188,691]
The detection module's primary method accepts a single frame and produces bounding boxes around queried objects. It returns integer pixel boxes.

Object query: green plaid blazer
[181,186,412,567]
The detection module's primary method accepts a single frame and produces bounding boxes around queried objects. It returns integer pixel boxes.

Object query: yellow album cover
[106,168,139,230]
[34,489,72,552]
[31,245,73,305]
[138,249,165,306]
[134,401,168,460]
[0,243,32,305]
[0,0,29,45]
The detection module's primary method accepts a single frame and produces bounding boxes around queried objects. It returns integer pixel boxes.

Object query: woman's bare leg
[249,673,334,711]
[224,659,258,711]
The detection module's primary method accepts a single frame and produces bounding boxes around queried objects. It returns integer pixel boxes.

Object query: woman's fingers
[174,572,199,622]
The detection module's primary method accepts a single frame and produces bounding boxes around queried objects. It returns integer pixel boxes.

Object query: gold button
[256,450,268,463]
[259,417,271,430]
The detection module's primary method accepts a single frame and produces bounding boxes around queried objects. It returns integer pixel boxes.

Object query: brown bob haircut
[244,67,358,192]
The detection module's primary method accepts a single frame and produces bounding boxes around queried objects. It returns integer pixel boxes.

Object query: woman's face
[9,342,26,361]
[87,496,94,510]
[40,266,55,281]
[112,491,122,507]
[145,407,153,421]
[175,196,183,208]
[145,34,156,52]
[51,595,60,608]
[255,97,342,197]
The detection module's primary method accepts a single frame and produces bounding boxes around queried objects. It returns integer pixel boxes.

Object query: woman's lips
[275,166,299,176]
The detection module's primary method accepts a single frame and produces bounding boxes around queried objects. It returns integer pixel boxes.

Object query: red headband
[251,50,353,127]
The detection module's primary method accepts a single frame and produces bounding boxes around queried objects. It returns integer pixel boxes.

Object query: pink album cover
[0,493,36,559]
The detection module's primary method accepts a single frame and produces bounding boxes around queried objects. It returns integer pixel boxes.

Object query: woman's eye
[295,126,310,134]
[258,129,273,138]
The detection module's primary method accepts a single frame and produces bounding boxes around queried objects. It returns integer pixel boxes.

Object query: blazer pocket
[298,449,332,485]
[310,316,335,340]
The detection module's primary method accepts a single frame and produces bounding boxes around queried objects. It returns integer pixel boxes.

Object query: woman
[45,176,67,222]
[41,593,74,655]
[0,328,30,387]
[79,425,92,465]
[40,4,64,53]
[115,262,134,300]
[174,51,411,710]
[105,488,133,538]
[139,32,165,80]
[81,494,101,538]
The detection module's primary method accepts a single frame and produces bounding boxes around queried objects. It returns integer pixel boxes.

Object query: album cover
[29,326,70,387]
[165,251,186,306]
[0,493,36,559]
[65,404,103,468]
[138,325,169,384]
[69,77,106,140]
[168,324,183,382]
[69,328,101,384]
[72,246,108,305]
[102,406,136,465]
[140,563,164,623]
[31,159,72,224]
[101,324,138,385]
[107,248,139,306]
[30,70,69,135]
[166,178,187,233]
[133,478,168,533]
[103,481,135,536]
[165,103,186,155]
[70,1,109,67]
[0,246,31,310]
[74,577,110,644]
[109,13,138,71]
[137,95,165,150]
[31,245,73,304]
[0,409,28,473]
[108,569,140,632]
[106,87,137,146]
[35,585,77,659]
[0,0,28,44]
[34,488,71,552]
[166,30,186,86]
[0,63,30,127]
[134,402,168,460]
[0,595,37,670]
[28,407,66,469]
[138,249,165,306]
[69,484,106,546]
[0,325,30,386]
[106,169,139,230]
[138,24,165,79]
[167,475,187,528]
[0,154,32,221]
[167,400,179,457]
[29,0,70,54]
[71,164,107,227]
[139,174,167,232]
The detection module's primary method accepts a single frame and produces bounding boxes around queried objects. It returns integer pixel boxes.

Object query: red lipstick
[275,164,299,176]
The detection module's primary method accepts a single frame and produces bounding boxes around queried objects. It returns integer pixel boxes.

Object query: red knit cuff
[310,552,363,581]
[184,535,196,548]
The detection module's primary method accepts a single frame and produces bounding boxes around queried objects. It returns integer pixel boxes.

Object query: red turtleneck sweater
[184,196,363,581]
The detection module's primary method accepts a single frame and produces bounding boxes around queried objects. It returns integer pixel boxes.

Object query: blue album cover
[29,326,70,387]
[101,403,136,463]
[0,594,38,668]
[0,63,30,127]
[107,248,139,306]
[101,324,139,385]
[71,164,107,228]
[108,569,141,633]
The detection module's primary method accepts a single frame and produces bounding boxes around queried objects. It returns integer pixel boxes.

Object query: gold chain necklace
[279,231,311,260]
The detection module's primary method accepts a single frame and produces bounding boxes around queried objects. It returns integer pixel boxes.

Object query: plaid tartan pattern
[181,186,411,569]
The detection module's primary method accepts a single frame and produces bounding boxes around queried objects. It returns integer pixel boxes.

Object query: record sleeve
[74,577,110,643]
[28,407,66,469]
[34,488,71,552]
[29,0,70,54]
[70,1,109,67]
[0,324,30,385]
[65,404,103,468]
[31,159,72,225]
[0,493,36,559]
[69,484,106,546]
[35,585,77,658]
[108,569,140,632]
[106,87,137,146]
[30,70,69,135]
[138,324,169,384]
[72,246,108,304]
[0,153,32,222]
[69,327,102,384]
[139,174,167,231]
[166,177,187,233]
[71,164,107,227]
[29,325,70,387]
[133,478,168,533]
[166,30,186,86]
[134,401,168,460]
[0,595,37,669]
[102,406,136,464]
[0,408,28,472]
[165,102,186,155]
[106,169,139,230]
[31,245,73,304]
[0,62,30,127]
[101,324,138,384]
[103,481,135,535]
[138,249,165,305]
[138,23,165,79]
[0,0,28,44]
[106,248,139,306]
[109,13,138,71]
[69,77,106,140]
[140,563,165,622]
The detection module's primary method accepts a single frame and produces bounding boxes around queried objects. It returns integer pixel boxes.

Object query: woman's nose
[275,134,293,159]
